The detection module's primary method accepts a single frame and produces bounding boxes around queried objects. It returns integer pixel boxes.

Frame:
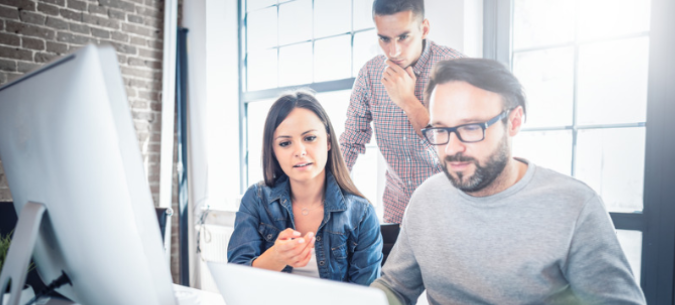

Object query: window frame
[484,0,675,302]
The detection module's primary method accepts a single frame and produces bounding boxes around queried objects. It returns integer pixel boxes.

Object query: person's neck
[289,171,326,207]
[409,40,426,68]
[466,158,528,197]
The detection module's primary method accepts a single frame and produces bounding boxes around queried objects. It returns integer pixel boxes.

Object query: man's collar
[412,39,431,75]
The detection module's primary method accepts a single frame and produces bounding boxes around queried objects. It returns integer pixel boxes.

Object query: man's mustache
[444,154,476,163]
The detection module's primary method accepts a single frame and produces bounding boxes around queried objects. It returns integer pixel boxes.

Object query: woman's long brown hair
[261,89,366,200]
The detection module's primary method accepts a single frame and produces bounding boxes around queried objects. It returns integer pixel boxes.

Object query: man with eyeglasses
[370,58,646,305]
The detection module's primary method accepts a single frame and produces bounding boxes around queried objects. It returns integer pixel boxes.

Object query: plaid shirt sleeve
[340,64,374,171]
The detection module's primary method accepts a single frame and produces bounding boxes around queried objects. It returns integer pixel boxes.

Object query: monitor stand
[0,202,46,305]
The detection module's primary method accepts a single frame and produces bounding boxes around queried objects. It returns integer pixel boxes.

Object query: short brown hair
[425,58,527,118]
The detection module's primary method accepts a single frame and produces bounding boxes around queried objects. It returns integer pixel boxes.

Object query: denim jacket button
[267,234,273,240]
[316,236,321,241]
[319,261,325,266]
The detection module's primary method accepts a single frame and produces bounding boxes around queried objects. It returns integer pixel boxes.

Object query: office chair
[380,223,400,266]
[0,202,49,295]
[155,207,173,263]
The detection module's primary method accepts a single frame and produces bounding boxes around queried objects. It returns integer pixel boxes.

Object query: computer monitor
[0,44,177,305]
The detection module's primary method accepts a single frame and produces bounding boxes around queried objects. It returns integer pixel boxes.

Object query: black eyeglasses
[421,109,512,145]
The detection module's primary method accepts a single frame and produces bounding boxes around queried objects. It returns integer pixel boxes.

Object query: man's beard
[441,135,510,193]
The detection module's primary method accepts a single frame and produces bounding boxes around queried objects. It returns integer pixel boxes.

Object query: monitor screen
[0,44,177,305]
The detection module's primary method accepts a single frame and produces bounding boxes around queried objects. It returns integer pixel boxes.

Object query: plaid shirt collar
[412,39,432,76]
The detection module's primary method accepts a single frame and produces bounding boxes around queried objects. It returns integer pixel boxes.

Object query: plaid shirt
[340,40,464,224]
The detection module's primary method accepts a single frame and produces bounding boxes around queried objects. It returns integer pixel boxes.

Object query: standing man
[340,0,464,224]
[371,58,646,304]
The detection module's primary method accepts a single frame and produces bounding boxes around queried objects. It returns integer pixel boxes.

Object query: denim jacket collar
[266,171,347,213]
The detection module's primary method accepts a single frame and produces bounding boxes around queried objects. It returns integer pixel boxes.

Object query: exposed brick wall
[0,0,182,283]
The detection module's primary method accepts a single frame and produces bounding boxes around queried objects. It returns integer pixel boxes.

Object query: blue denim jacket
[227,171,383,285]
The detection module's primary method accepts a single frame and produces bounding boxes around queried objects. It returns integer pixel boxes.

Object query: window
[486,0,675,302]
[240,0,386,214]
[510,0,650,281]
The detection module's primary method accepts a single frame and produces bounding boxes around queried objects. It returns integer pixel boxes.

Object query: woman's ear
[327,134,332,151]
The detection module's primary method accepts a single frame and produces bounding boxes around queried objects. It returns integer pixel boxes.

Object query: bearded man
[370,58,645,305]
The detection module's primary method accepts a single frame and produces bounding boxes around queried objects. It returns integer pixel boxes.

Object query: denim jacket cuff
[246,256,260,267]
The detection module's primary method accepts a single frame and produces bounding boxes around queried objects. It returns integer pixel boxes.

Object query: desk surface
[39,284,226,305]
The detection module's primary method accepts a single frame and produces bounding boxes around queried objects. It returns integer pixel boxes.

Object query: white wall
[426,0,483,58]
[182,0,240,289]
[205,0,241,211]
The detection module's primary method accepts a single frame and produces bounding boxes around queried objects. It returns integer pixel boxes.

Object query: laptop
[207,262,388,305]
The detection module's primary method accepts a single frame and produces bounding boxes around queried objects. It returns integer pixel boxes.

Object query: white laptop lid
[207,262,388,305]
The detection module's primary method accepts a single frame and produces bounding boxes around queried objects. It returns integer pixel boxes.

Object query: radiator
[198,224,234,263]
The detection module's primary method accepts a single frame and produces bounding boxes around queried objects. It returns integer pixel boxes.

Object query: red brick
[19,10,45,25]
[88,4,106,15]
[127,13,142,24]
[68,22,89,34]
[0,0,36,11]
[0,32,20,46]
[46,41,68,53]
[45,16,68,29]
[107,7,124,19]
[0,59,16,72]
[42,0,65,6]
[59,8,81,21]
[82,13,119,29]
[90,27,110,38]
[56,31,91,44]
[0,187,13,202]
[17,61,40,73]
[0,5,19,19]
[5,20,56,40]
[67,0,87,11]
[99,0,135,12]
[0,45,32,60]
[34,52,57,63]
[21,36,44,50]
[37,3,59,16]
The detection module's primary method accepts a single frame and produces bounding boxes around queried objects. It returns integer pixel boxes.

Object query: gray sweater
[372,161,645,305]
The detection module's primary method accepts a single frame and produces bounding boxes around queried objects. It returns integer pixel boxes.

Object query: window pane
[314,0,351,39]
[616,230,642,283]
[351,145,382,209]
[246,99,275,186]
[315,90,384,216]
[247,49,278,91]
[279,0,312,45]
[279,42,312,87]
[513,130,572,176]
[353,0,375,31]
[353,29,380,77]
[577,37,649,125]
[247,7,277,51]
[513,47,574,128]
[247,0,277,12]
[578,0,651,41]
[314,35,352,83]
[575,127,645,212]
[513,0,575,50]
[315,90,351,137]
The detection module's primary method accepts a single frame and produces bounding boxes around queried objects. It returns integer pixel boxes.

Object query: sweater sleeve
[370,216,425,305]
[563,195,646,304]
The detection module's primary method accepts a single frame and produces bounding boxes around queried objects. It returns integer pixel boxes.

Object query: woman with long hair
[227,90,383,285]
